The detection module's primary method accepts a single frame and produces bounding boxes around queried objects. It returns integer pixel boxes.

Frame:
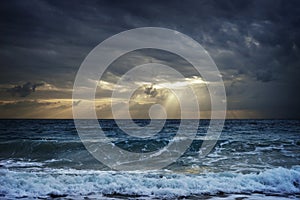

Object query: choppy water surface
[0,119,299,199]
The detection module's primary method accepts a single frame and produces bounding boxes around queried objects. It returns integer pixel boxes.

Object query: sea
[0,119,299,200]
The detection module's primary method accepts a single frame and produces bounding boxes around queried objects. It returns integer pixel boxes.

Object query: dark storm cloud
[144,85,158,98]
[6,82,44,97]
[1,0,299,82]
[103,49,199,80]
[0,0,300,118]
[72,100,81,106]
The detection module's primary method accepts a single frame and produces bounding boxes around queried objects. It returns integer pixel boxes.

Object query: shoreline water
[1,165,299,199]
[0,119,299,199]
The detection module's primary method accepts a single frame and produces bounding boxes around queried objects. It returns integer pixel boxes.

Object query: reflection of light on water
[184,165,210,174]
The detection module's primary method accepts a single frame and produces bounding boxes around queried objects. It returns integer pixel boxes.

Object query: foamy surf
[1,119,300,199]
[1,166,299,199]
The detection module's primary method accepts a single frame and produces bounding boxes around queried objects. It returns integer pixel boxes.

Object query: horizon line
[0,118,299,120]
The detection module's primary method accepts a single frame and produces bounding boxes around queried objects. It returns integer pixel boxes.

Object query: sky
[0,0,300,119]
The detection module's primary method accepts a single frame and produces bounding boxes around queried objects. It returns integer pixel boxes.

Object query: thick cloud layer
[0,0,299,118]
[7,82,44,97]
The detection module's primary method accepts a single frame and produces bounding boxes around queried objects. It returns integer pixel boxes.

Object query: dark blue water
[0,119,300,199]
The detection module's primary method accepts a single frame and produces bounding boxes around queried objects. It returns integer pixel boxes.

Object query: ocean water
[0,119,300,199]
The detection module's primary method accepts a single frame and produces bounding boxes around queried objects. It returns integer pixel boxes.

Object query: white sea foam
[0,159,44,168]
[210,194,297,200]
[0,167,299,198]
